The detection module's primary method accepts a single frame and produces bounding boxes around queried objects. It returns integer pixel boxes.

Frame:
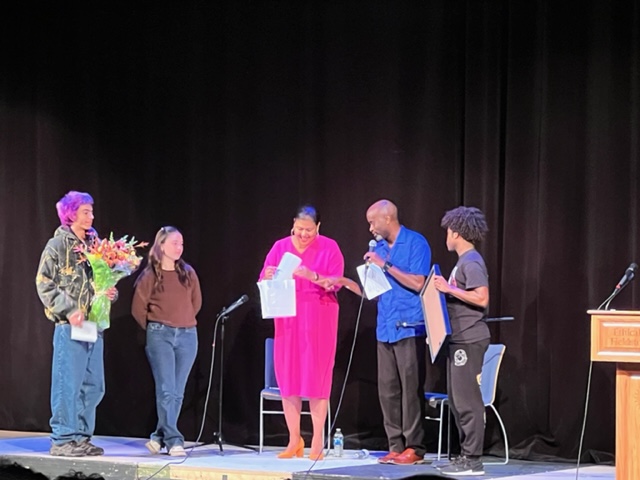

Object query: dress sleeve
[324,240,345,278]
[258,240,283,280]
[131,271,153,330]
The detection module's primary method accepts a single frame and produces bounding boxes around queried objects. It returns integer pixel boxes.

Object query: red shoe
[378,451,401,464]
[390,448,424,465]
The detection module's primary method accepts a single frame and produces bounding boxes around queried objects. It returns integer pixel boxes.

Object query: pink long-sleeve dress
[259,234,344,399]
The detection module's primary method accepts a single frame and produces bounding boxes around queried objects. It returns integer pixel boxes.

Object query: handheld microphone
[365,239,377,266]
[220,294,249,316]
[616,263,638,290]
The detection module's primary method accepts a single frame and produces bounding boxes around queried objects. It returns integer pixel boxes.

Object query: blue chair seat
[260,387,282,401]
[425,392,448,403]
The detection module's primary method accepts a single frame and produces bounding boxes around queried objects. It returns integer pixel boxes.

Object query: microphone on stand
[597,262,638,310]
[220,294,249,316]
[615,263,638,290]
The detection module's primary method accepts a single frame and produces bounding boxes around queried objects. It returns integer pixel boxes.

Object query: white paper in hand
[70,321,98,343]
[356,263,392,300]
[257,279,297,318]
[273,252,302,280]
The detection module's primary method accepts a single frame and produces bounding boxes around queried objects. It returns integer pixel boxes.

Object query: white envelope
[356,263,392,300]
[257,279,296,318]
[70,321,98,343]
[273,252,302,280]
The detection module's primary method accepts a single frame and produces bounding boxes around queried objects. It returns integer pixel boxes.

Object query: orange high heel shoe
[308,450,325,461]
[277,438,304,459]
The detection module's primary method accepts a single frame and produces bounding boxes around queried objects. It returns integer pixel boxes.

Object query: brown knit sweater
[131,268,202,329]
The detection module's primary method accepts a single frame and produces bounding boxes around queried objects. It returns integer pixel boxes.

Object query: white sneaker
[168,445,187,457]
[145,440,162,455]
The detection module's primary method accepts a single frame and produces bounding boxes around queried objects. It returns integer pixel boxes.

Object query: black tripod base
[205,433,258,455]
[212,432,224,454]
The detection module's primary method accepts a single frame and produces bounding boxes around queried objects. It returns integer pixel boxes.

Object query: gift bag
[257,279,296,318]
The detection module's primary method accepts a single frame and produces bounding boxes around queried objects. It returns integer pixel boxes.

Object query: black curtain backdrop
[1,0,638,463]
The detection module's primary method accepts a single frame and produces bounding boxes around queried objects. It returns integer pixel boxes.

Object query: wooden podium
[589,310,640,480]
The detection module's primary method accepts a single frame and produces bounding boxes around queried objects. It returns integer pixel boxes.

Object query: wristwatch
[383,261,393,272]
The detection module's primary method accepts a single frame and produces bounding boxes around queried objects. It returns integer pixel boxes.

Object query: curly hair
[441,206,488,244]
[56,191,94,226]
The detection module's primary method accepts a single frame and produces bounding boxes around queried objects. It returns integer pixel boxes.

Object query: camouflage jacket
[35,226,97,323]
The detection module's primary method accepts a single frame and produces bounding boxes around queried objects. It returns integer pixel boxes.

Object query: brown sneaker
[49,441,87,457]
[390,448,424,465]
[378,451,401,464]
[78,438,104,456]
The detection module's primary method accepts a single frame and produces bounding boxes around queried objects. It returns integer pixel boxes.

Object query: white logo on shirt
[448,266,458,288]
[454,349,468,367]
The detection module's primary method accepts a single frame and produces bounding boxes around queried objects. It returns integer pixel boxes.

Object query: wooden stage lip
[0,431,615,480]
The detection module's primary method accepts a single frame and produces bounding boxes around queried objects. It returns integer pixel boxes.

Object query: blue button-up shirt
[375,225,431,343]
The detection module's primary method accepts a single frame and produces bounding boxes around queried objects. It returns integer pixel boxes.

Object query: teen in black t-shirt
[433,206,490,477]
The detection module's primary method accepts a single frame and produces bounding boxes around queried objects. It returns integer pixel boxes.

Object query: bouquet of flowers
[76,233,148,330]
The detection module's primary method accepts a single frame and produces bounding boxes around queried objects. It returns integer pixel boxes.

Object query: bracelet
[313,272,319,281]
[383,261,393,272]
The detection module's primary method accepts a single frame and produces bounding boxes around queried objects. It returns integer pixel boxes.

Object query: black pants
[447,339,490,457]
[377,336,426,456]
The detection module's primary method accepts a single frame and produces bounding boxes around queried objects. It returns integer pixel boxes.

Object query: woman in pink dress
[259,205,344,460]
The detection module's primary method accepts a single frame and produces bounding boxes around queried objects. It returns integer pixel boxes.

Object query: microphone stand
[212,310,229,453]
[597,282,631,311]
[198,302,254,455]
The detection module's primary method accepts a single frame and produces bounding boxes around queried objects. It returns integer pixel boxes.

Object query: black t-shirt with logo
[446,249,490,343]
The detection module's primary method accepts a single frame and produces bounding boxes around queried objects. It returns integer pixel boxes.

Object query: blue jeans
[145,322,198,449]
[50,324,105,445]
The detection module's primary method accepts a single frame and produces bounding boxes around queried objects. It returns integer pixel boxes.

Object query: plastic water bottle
[333,428,344,457]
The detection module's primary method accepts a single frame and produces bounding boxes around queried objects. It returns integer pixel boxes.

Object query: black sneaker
[78,438,104,456]
[440,455,484,476]
[434,455,461,469]
[50,441,87,457]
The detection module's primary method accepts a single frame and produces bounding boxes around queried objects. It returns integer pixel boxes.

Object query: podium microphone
[220,294,249,316]
[597,262,638,310]
[615,263,638,290]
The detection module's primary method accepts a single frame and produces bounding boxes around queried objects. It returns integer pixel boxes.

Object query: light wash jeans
[50,324,105,446]
[146,322,198,449]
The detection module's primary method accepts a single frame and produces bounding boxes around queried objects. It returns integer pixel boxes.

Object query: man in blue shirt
[364,199,431,465]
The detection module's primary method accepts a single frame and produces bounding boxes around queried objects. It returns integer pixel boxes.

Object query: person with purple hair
[35,191,117,457]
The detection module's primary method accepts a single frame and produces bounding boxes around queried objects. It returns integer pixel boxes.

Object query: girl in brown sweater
[132,226,202,457]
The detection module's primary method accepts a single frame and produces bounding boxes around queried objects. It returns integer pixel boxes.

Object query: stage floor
[0,431,614,480]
